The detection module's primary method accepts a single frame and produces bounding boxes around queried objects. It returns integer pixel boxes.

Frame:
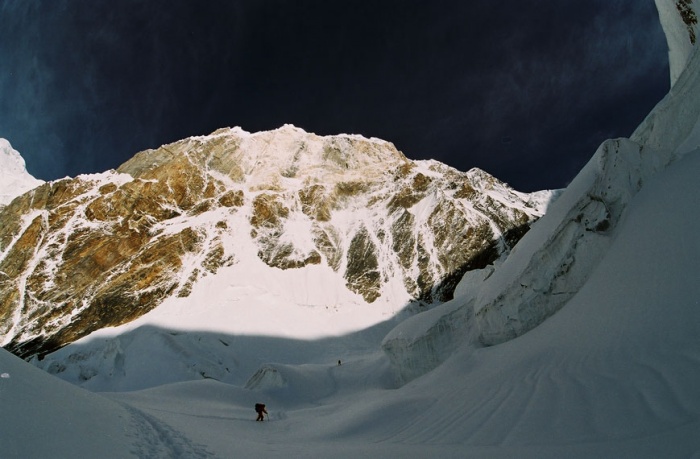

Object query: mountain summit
[0,138,43,206]
[0,125,551,358]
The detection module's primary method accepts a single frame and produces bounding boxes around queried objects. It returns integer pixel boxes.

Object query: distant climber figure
[338,360,341,366]
[255,403,268,421]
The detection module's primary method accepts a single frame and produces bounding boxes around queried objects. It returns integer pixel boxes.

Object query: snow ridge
[381,0,700,384]
[0,138,43,206]
[469,0,700,344]
[655,0,700,86]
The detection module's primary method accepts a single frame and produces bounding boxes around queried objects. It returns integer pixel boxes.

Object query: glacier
[0,0,699,457]
[383,0,700,382]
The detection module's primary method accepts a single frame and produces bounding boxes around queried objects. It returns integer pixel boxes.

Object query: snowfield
[2,145,699,457]
[2,1,700,457]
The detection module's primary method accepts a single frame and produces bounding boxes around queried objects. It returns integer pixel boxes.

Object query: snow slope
[2,2,700,457]
[0,138,43,206]
[3,142,699,458]
[655,0,700,86]
[0,347,211,458]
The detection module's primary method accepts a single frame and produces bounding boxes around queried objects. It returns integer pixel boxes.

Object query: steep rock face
[0,125,550,358]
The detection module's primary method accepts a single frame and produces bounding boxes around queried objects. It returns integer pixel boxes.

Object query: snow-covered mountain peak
[0,125,551,358]
[0,138,44,206]
[0,138,27,174]
[119,125,410,193]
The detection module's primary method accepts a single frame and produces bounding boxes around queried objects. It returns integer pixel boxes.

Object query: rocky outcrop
[0,125,550,359]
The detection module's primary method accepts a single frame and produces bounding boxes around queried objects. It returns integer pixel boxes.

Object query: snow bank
[0,348,142,458]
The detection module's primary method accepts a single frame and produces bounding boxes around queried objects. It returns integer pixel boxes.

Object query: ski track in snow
[121,403,215,459]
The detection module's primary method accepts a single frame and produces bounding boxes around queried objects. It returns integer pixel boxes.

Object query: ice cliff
[383,0,700,383]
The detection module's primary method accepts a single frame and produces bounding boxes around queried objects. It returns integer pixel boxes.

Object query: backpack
[255,403,265,412]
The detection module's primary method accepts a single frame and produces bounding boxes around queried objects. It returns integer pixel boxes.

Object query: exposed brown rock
[250,193,289,229]
[299,185,333,221]
[0,126,546,359]
[218,190,244,207]
[345,226,381,302]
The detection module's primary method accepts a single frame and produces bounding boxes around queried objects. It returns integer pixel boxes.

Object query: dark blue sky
[0,0,669,191]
